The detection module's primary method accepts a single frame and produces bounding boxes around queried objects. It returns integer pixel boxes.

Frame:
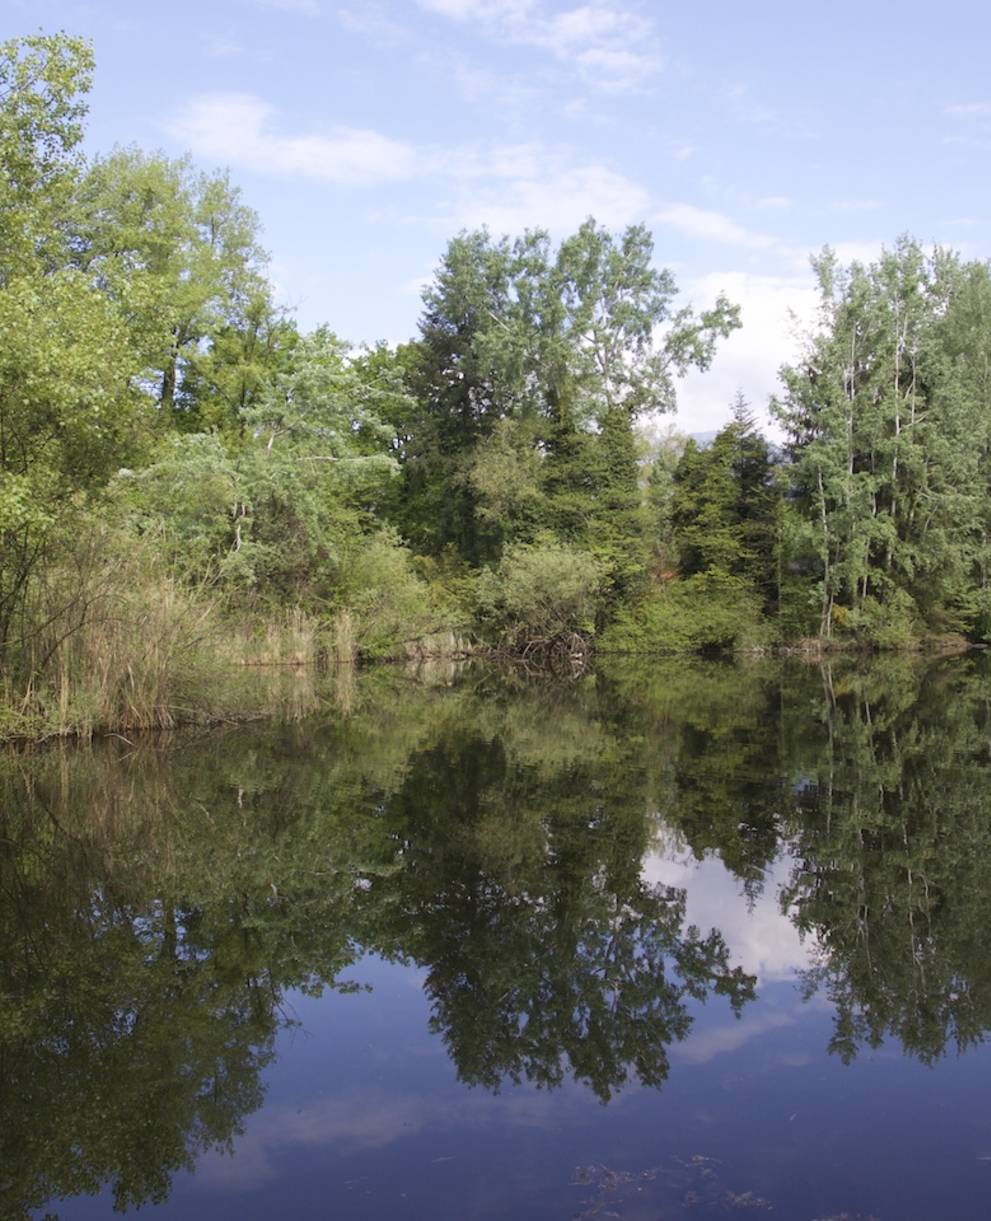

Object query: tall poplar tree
[773,240,989,639]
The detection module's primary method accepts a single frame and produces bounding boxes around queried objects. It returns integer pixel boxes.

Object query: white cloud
[770,239,885,279]
[448,161,649,233]
[941,102,991,149]
[943,132,991,150]
[337,3,408,40]
[725,81,776,125]
[197,1077,602,1190]
[830,239,884,264]
[944,101,991,119]
[418,0,520,16]
[547,3,631,45]
[203,37,245,58]
[256,0,321,12]
[560,96,591,119]
[415,0,661,90]
[399,273,434,297]
[167,94,418,184]
[832,198,882,213]
[448,56,541,110]
[755,195,792,210]
[669,271,820,435]
[655,202,776,249]
[644,846,813,983]
[265,1090,430,1152]
[673,1010,795,1066]
[573,46,657,92]
[168,94,649,234]
[433,141,545,180]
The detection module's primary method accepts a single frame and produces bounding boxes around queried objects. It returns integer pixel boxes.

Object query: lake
[5,654,991,1219]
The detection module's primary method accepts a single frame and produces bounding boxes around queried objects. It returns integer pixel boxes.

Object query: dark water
[6,655,991,1220]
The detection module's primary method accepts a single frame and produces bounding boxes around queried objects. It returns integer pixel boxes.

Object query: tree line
[4,33,991,733]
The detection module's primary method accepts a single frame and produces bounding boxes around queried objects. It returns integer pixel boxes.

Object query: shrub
[598,571,770,655]
[339,531,449,659]
[843,589,919,650]
[1,519,331,740]
[476,538,605,648]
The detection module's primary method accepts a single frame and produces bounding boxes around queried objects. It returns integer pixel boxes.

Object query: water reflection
[3,654,991,1216]
[643,848,810,984]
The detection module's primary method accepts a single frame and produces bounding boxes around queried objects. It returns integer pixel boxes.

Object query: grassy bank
[0,528,976,746]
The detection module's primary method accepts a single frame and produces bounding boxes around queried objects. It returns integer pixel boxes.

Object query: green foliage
[0,32,93,278]
[477,536,606,646]
[671,398,776,599]
[12,21,991,726]
[395,218,739,567]
[123,330,400,606]
[555,219,739,419]
[585,406,649,600]
[121,433,240,579]
[0,35,143,666]
[72,147,271,421]
[773,239,990,640]
[0,516,314,739]
[469,416,543,544]
[841,587,920,649]
[599,572,770,654]
[642,422,688,566]
[339,530,446,658]
[0,269,141,658]
[779,656,991,1062]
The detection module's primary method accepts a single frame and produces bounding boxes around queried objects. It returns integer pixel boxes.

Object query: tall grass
[1,528,321,741]
[0,522,475,743]
[331,607,357,664]
[223,606,326,667]
[48,575,215,731]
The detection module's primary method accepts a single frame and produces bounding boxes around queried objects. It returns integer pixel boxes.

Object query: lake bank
[0,618,979,746]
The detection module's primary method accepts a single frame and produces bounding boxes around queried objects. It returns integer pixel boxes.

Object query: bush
[476,537,605,648]
[0,519,332,740]
[339,531,452,659]
[843,589,919,650]
[598,571,770,655]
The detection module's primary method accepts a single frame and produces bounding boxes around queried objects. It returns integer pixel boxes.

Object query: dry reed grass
[1,531,324,740]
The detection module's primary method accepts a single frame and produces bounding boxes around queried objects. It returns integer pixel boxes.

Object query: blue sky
[7,0,991,432]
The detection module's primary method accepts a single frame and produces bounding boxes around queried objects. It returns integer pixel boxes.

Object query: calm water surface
[5,656,991,1219]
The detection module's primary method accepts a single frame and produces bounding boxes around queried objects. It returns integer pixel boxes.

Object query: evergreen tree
[670,396,775,597]
[587,406,648,601]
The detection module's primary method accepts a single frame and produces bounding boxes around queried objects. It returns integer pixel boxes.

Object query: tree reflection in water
[4,654,991,1215]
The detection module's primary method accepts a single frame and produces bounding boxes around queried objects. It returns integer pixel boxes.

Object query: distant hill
[689,430,719,448]
[687,427,786,462]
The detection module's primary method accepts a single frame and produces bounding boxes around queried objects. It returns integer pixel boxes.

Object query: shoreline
[1,637,979,747]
